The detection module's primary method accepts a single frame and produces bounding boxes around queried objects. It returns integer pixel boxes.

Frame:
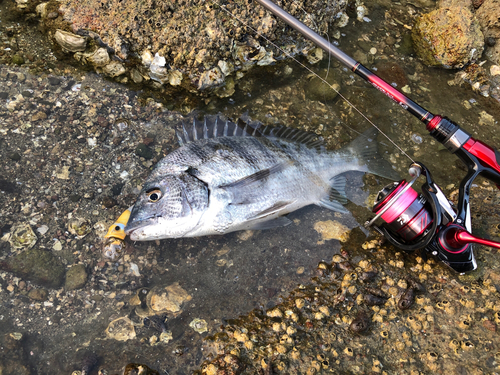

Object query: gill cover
[125,173,209,240]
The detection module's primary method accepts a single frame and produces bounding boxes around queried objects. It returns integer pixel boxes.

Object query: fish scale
[125,117,399,240]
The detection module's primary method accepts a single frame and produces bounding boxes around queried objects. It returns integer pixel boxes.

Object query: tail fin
[347,128,400,181]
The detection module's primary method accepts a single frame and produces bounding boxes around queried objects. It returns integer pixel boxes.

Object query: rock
[48,0,347,93]
[27,288,49,301]
[65,264,87,290]
[375,61,409,88]
[135,143,153,159]
[11,55,25,65]
[101,196,117,208]
[476,0,500,64]
[0,248,65,288]
[304,72,341,102]
[437,0,472,9]
[48,76,62,85]
[476,0,500,39]
[8,152,21,161]
[412,7,484,68]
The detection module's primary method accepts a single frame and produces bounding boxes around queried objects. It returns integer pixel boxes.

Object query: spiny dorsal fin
[176,116,325,150]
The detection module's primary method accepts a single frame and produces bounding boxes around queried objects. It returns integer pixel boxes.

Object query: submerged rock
[412,7,484,68]
[65,264,88,290]
[0,248,65,288]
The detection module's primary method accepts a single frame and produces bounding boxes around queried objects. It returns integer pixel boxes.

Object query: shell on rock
[130,287,150,306]
[146,283,192,314]
[87,48,110,67]
[102,237,124,261]
[313,220,350,242]
[105,317,136,341]
[189,318,208,334]
[54,29,87,52]
[102,61,126,77]
[148,53,169,84]
[35,2,48,18]
[197,67,224,90]
[67,218,92,239]
[123,363,159,375]
[218,60,234,76]
[169,70,183,86]
[307,48,324,65]
[8,222,37,250]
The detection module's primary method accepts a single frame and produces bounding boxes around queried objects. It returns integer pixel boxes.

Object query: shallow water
[1,0,500,374]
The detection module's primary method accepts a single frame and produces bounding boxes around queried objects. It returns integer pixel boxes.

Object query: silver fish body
[125,118,397,240]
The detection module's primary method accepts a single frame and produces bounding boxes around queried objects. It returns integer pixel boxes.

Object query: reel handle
[440,224,500,250]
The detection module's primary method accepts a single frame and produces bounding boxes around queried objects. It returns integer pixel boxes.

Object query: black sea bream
[125,118,398,240]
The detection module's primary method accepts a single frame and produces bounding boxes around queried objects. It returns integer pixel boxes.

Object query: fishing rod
[255,0,500,272]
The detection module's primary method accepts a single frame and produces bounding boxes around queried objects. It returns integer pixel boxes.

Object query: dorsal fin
[176,116,325,149]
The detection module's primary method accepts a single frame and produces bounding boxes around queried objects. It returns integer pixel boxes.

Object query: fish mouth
[124,217,157,239]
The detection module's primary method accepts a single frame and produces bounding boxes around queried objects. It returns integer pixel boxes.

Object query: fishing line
[209,0,415,163]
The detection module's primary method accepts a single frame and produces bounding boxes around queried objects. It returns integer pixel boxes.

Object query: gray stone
[135,143,153,160]
[65,264,87,290]
[27,288,49,301]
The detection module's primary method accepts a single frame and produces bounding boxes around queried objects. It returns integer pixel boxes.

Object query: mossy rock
[0,248,65,288]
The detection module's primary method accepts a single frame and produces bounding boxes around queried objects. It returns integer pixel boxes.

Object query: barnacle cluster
[197,243,500,374]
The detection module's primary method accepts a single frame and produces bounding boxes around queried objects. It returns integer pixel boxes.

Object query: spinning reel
[366,117,500,273]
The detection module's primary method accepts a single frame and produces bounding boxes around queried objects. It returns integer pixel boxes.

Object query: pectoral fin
[246,200,296,220]
[317,175,349,213]
[219,162,288,190]
[247,216,292,230]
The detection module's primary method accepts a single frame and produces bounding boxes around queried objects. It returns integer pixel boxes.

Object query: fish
[124,117,399,241]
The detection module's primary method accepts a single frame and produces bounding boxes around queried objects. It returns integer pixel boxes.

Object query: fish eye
[146,188,162,202]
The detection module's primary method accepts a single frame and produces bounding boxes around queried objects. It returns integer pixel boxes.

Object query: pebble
[65,264,88,290]
[135,143,154,159]
[11,55,24,65]
[28,288,48,301]
[48,76,62,86]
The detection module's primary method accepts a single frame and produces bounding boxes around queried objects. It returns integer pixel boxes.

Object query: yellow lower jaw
[104,206,133,240]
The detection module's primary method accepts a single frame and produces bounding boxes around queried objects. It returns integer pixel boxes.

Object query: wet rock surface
[412,7,484,69]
